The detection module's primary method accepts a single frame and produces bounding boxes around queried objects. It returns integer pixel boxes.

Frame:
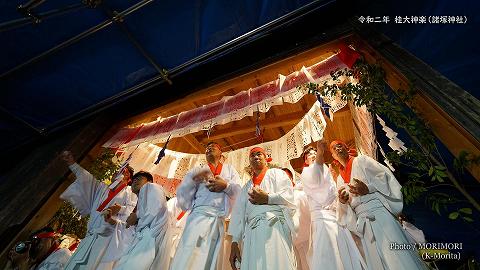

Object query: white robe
[301,163,365,270]
[336,155,427,270]
[166,197,188,264]
[60,163,137,270]
[114,183,170,270]
[291,182,310,270]
[228,168,297,270]
[170,163,241,270]
[35,248,72,270]
[402,221,426,244]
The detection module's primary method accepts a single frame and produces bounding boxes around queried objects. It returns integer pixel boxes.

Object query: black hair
[133,171,153,183]
[206,141,222,149]
[28,227,56,261]
[302,146,317,161]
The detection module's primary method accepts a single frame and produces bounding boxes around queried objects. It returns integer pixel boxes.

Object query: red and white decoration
[102,45,361,150]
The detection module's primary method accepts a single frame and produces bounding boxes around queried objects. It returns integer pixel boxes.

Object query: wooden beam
[200,111,307,143]
[200,109,351,143]
[183,134,204,154]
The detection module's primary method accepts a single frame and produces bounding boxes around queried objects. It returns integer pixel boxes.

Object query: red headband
[250,147,272,162]
[33,232,56,239]
[206,142,222,152]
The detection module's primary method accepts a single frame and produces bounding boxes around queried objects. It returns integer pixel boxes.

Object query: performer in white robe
[28,228,72,270]
[301,140,365,270]
[166,197,188,265]
[170,142,241,270]
[34,248,71,270]
[282,168,310,270]
[112,171,171,270]
[59,151,137,270]
[229,147,296,270]
[331,140,427,270]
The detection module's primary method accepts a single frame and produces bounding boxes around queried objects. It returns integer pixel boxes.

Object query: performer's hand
[316,139,326,156]
[193,170,212,183]
[348,178,369,196]
[206,175,228,192]
[338,186,350,204]
[102,210,117,225]
[248,186,269,205]
[229,242,242,270]
[107,203,122,216]
[126,212,138,228]
[60,151,75,166]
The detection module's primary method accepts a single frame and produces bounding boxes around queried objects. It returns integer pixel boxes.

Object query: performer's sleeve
[361,156,403,214]
[228,185,248,243]
[336,200,360,235]
[293,192,311,241]
[60,163,106,216]
[51,248,72,270]
[223,166,241,206]
[137,183,167,231]
[267,169,295,208]
[117,188,138,219]
[176,168,200,211]
[301,163,336,206]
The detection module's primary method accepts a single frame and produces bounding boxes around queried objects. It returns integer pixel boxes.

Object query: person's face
[205,144,221,159]
[249,151,267,169]
[131,175,148,194]
[305,149,317,165]
[330,143,349,161]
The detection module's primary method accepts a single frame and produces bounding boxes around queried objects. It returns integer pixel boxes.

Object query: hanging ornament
[316,94,332,120]
[255,110,264,142]
[376,115,407,153]
[154,134,171,165]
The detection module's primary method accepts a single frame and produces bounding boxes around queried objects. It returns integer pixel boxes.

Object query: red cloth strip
[252,167,268,186]
[96,182,128,212]
[176,211,186,221]
[207,162,223,176]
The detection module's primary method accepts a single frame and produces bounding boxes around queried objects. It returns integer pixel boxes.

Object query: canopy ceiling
[0,0,322,154]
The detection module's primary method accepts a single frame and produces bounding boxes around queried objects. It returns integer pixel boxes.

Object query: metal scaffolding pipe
[0,0,155,80]
[0,3,85,33]
[101,7,172,85]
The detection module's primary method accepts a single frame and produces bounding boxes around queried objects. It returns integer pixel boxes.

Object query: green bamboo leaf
[462,217,474,222]
[459,208,472,215]
[436,171,447,178]
[428,167,434,176]
[448,212,459,220]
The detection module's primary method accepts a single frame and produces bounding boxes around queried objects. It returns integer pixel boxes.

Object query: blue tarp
[0,0,314,139]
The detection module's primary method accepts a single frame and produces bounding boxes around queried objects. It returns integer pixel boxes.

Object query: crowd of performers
[6,139,429,270]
